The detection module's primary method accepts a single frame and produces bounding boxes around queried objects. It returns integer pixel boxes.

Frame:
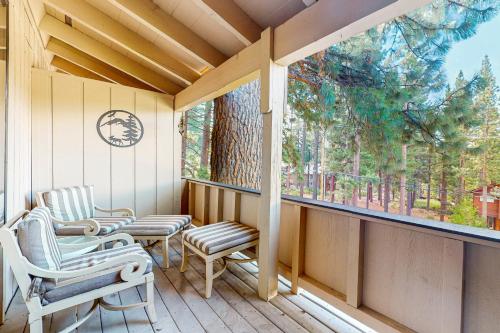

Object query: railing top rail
[183,177,500,244]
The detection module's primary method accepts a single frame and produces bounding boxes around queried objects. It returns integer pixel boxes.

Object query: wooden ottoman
[180,221,259,298]
[119,215,191,268]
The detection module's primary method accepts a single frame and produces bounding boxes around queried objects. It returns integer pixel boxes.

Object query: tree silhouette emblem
[96,110,144,147]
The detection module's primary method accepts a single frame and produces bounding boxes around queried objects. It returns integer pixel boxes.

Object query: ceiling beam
[47,38,158,91]
[191,0,261,46]
[44,0,199,86]
[51,56,111,82]
[40,15,181,94]
[175,39,262,112]
[107,0,227,68]
[274,0,431,65]
[0,7,5,29]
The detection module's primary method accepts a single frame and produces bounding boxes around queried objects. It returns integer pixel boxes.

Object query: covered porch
[1,0,499,332]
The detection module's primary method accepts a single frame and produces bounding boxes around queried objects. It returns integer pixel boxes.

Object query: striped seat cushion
[119,215,192,236]
[17,207,62,271]
[54,216,135,236]
[43,186,96,222]
[40,243,152,304]
[182,221,259,255]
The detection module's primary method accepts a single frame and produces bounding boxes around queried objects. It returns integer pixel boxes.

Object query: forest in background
[181,0,499,228]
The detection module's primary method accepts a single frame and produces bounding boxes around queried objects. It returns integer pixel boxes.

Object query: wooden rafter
[44,0,200,86]
[191,0,262,46]
[40,15,181,94]
[47,38,158,91]
[51,56,111,82]
[107,0,227,68]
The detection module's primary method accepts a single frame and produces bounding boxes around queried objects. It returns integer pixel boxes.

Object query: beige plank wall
[3,0,51,316]
[185,179,500,333]
[31,69,180,217]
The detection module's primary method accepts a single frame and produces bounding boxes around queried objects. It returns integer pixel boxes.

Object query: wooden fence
[182,178,500,333]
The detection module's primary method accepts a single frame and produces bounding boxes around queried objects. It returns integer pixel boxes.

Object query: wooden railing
[181,178,500,333]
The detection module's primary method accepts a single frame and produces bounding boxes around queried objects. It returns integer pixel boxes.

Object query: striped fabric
[119,215,191,236]
[54,216,135,236]
[40,244,152,304]
[182,221,259,255]
[43,186,96,222]
[17,207,62,271]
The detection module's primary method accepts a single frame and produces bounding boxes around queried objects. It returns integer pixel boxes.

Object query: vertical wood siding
[31,69,179,217]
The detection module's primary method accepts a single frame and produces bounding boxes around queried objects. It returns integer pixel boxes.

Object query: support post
[346,218,365,308]
[188,182,196,218]
[258,27,288,300]
[291,206,306,294]
[215,188,224,222]
[201,185,210,225]
[228,192,240,222]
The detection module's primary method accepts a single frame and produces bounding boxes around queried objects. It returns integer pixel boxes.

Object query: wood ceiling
[39,0,311,95]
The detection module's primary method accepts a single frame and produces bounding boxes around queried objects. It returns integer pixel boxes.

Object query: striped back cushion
[43,185,95,221]
[17,207,62,270]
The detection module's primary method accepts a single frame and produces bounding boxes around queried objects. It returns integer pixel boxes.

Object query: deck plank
[2,289,28,333]
[77,301,102,333]
[152,243,258,333]
[100,293,128,333]
[169,238,308,333]
[149,252,232,333]
[118,287,154,333]
[136,284,181,333]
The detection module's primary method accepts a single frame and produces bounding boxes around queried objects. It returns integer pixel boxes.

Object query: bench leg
[146,280,157,323]
[162,237,169,268]
[205,260,213,298]
[180,242,189,273]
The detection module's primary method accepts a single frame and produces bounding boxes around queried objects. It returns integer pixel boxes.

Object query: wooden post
[291,206,306,294]
[441,238,464,333]
[346,218,365,308]
[201,185,210,225]
[228,191,241,222]
[258,27,287,300]
[188,182,196,218]
[215,188,224,222]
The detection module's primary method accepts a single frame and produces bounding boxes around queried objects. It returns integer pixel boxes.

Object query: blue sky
[444,13,500,86]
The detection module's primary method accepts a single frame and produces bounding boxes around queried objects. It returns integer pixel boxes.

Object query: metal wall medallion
[96,110,144,147]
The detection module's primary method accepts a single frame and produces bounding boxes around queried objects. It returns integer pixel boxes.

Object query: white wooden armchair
[0,207,156,333]
[36,185,135,236]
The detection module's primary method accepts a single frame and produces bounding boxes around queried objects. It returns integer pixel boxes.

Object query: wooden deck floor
[0,236,365,333]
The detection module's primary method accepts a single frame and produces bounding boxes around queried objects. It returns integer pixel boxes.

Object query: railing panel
[239,194,259,228]
[463,243,500,332]
[278,203,295,267]
[362,223,462,332]
[304,209,349,295]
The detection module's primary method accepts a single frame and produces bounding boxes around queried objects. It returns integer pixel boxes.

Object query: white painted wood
[172,110,182,214]
[156,95,174,214]
[83,80,111,216]
[135,92,157,217]
[52,74,84,188]
[257,28,287,301]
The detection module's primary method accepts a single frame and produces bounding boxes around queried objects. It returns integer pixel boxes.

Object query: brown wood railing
[182,178,500,333]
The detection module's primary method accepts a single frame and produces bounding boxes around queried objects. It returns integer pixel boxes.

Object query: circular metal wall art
[96,110,144,147]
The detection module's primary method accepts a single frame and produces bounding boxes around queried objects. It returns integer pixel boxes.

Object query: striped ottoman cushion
[54,216,135,236]
[119,215,192,236]
[182,221,259,255]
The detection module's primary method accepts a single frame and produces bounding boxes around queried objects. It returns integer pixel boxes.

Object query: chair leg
[205,260,213,298]
[146,280,157,323]
[162,237,169,268]
[29,317,43,333]
[180,242,189,273]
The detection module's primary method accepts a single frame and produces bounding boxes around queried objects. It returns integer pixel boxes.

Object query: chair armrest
[95,205,135,217]
[52,216,101,236]
[57,233,134,251]
[24,253,148,282]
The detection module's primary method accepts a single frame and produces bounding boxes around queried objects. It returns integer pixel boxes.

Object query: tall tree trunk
[200,101,213,169]
[384,174,391,212]
[210,81,262,189]
[286,166,291,194]
[378,170,382,204]
[320,135,325,200]
[300,121,307,197]
[330,175,335,202]
[399,144,407,215]
[440,167,448,222]
[481,108,491,219]
[180,111,188,176]
[312,129,320,200]
[351,132,361,207]
[456,155,465,203]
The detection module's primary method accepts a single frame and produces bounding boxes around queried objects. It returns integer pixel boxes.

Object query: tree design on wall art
[96,110,144,147]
